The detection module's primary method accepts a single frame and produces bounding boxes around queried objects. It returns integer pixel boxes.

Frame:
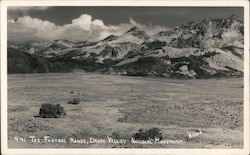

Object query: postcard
[1,0,249,154]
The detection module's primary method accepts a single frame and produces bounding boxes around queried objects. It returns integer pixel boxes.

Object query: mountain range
[8,14,244,79]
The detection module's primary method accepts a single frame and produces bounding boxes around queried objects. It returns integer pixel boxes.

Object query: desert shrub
[117,115,129,122]
[39,103,66,118]
[67,98,80,105]
[112,132,121,139]
[133,128,163,140]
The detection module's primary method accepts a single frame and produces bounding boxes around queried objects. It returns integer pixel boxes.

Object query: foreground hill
[8,14,244,78]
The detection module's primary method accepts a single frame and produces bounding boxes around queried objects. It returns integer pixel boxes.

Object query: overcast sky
[7,7,243,43]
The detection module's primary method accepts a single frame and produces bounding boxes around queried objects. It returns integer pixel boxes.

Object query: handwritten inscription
[187,129,203,139]
[14,132,204,145]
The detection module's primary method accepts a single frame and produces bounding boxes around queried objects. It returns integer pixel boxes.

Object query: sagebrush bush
[117,115,129,122]
[67,98,80,105]
[112,132,121,139]
[133,128,163,140]
[39,103,66,118]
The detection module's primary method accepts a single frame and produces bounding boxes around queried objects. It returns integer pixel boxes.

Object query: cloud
[8,14,169,43]
[71,14,106,30]
[8,16,58,42]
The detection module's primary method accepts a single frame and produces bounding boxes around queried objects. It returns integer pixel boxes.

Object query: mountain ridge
[8,15,244,79]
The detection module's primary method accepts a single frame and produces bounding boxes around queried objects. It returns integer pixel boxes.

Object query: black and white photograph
[1,0,249,154]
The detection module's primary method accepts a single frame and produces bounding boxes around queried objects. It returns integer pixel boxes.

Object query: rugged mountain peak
[194,14,238,28]
[196,18,213,28]
[101,34,118,42]
[126,26,143,33]
[157,30,178,36]
[125,26,148,38]
[227,14,239,21]
[49,39,74,49]
[198,14,241,27]
[176,21,196,30]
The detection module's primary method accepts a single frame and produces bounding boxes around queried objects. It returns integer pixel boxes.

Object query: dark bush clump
[39,103,66,118]
[112,132,121,139]
[67,98,80,105]
[117,115,129,122]
[133,128,163,140]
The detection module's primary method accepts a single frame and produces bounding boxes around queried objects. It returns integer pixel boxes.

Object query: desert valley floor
[7,72,243,148]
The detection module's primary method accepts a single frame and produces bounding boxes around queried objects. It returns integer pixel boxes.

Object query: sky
[7,7,244,43]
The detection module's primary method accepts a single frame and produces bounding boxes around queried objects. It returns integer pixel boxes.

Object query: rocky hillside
[8,15,244,78]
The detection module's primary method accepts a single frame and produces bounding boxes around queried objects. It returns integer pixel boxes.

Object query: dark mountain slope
[7,47,47,73]
[7,15,244,78]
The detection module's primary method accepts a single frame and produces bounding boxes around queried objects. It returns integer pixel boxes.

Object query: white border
[1,1,249,155]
